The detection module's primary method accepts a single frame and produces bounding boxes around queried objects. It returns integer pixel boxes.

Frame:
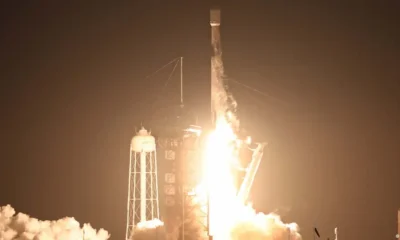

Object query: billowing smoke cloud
[0,205,110,240]
[230,207,301,240]
[132,219,166,240]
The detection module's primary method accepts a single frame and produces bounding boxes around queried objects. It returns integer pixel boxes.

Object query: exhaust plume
[230,207,301,240]
[0,205,109,240]
[132,219,166,240]
[207,19,302,239]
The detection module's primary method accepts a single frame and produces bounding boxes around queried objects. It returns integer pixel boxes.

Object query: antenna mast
[180,57,184,107]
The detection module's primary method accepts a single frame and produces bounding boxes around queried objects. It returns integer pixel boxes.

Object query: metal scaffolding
[126,128,160,240]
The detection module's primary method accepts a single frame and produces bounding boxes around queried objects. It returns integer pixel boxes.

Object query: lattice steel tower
[126,127,160,240]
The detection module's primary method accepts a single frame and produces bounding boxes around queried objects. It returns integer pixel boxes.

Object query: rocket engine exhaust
[205,8,302,240]
[131,219,166,240]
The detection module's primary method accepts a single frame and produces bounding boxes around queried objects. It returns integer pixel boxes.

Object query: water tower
[126,127,160,240]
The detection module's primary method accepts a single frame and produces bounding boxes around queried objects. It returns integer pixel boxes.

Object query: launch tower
[126,127,160,240]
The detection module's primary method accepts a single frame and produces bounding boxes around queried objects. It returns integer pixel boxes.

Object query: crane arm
[237,142,266,204]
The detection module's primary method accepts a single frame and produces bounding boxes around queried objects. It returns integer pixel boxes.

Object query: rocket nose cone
[210,8,221,26]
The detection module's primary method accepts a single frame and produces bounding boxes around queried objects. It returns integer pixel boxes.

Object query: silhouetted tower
[126,127,160,240]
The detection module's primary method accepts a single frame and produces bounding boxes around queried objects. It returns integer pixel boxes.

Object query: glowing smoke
[229,206,301,240]
[0,205,109,240]
[208,27,302,240]
[132,219,166,240]
[211,26,239,131]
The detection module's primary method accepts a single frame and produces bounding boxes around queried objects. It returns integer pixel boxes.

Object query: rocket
[210,8,221,126]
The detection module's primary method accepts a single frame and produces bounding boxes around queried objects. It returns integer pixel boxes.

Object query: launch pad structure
[125,8,266,240]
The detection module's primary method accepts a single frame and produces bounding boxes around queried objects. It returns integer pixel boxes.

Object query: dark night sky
[1,2,400,240]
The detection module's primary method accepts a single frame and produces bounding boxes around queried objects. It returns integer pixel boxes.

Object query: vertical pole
[182,186,185,240]
[208,196,213,240]
[140,151,146,222]
[181,144,185,240]
[210,56,214,126]
[154,150,160,220]
[132,153,138,240]
[126,147,133,240]
[180,57,183,106]
[398,209,400,239]
[150,152,154,220]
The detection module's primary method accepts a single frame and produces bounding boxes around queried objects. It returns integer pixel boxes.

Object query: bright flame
[198,115,301,240]
[136,219,164,229]
[133,219,166,240]
[196,63,303,238]
[204,117,240,238]
[188,17,301,239]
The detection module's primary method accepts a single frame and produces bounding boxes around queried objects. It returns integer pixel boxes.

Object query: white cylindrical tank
[131,127,156,152]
